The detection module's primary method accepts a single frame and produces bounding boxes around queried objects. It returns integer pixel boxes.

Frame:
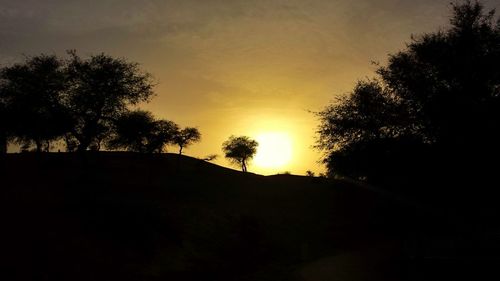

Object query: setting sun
[253,132,293,170]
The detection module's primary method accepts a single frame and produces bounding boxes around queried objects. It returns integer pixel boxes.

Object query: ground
[0,152,498,280]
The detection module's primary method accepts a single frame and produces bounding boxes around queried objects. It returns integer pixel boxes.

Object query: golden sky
[2,0,499,174]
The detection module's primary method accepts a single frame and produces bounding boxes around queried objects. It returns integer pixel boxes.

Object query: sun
[253,132,293,169]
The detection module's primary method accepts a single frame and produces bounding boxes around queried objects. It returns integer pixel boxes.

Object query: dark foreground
[1,152,498,280]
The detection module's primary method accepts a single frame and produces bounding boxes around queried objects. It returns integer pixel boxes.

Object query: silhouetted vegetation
[0,51,201,155]
[0,77,11,154]
[3,2,500,280]
[316,1,500,201]
[306,170,315,177]
[203,154,218,161]
[0,55,72,152]
[222,135,258,172]
[172,127,201,155]
[65,51,155,151]
[107,110,178,153]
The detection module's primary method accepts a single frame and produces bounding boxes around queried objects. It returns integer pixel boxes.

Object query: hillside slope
[0,152,496,281]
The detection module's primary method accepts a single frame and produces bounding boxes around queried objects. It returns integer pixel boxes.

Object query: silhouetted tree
[64,133,78,152]
[316,1,500,185]
[172,127,201,155]
[0,55,72,152]
[147,119,179,153]
[222,135,258,172]
[107,110,178,153]
[306,170,315,177]
[107,110,156,153]
[65,51,155,152]
[316,80,420,180]
[376,1,500,150]
[0,84,10,154]
[203,154,218,161]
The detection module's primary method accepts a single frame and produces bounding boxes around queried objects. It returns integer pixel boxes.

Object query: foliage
[0,81,10,154]
[65,50,155,151]
[149,120,180,153]
[316,80,418,151]
[0,55,72,152]
[172,127,201,155]
[222,135,258,172]
[0,51,204,155]
[316,1,500,184]
[203,154,218,161]
[306,170,315,177]
[107,110,178,153]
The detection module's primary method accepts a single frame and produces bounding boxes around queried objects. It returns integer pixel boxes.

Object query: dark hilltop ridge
[1,152,499,281]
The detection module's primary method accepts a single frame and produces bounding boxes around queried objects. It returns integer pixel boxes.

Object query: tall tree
[172,127,201,155]
[316,1,500,183]
[65,51,155,152]
[222,135,258,172]
[0,55,71,152]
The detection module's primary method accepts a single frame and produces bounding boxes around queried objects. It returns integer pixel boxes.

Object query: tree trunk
[0,132,7,155]
[76,131,92,152]
[35,139,42,153]
[65,135,75,152]
[45,140,50,152]
[242,161,247,172]
[179,146,183,155]
[77,140,90,152]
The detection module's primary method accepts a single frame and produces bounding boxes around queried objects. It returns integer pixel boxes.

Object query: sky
[1,0,499,175]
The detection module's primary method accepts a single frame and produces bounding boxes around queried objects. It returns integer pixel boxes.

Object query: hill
[0,152,498,280]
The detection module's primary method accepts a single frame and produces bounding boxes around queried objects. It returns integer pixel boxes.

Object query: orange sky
[2,0,499,174]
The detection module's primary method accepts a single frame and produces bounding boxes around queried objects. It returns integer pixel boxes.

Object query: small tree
[172,127,201,155]
[222,135,258,172]
[203,154,218,161]
[306,170,315,177]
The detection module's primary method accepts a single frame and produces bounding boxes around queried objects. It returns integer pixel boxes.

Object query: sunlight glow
[253,132,293,169]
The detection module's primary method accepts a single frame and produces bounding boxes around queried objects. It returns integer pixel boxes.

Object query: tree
[65,51,155,152]
[107,110,156,153]
[0,55,72,152]
[316,80,423,181]
[107,110,178,153]
[147,119,179,153]
[316,80,417,152]
[172,127,201,155]
[316,1,500,184]
[222,135,258,172]
[0,84,10,154]
[203,154,218,161]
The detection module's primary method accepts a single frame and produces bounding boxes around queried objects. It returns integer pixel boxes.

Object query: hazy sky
[2,0,499,174]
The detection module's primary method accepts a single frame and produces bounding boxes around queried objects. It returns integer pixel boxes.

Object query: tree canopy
[0,51,200,155]
[0,55,72,152]
[172,127,201,155]
[65,51,155,151]
[107,110,178,153]
[222,135,258,172]
[0,83,9,154]
[316,1,500,188]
